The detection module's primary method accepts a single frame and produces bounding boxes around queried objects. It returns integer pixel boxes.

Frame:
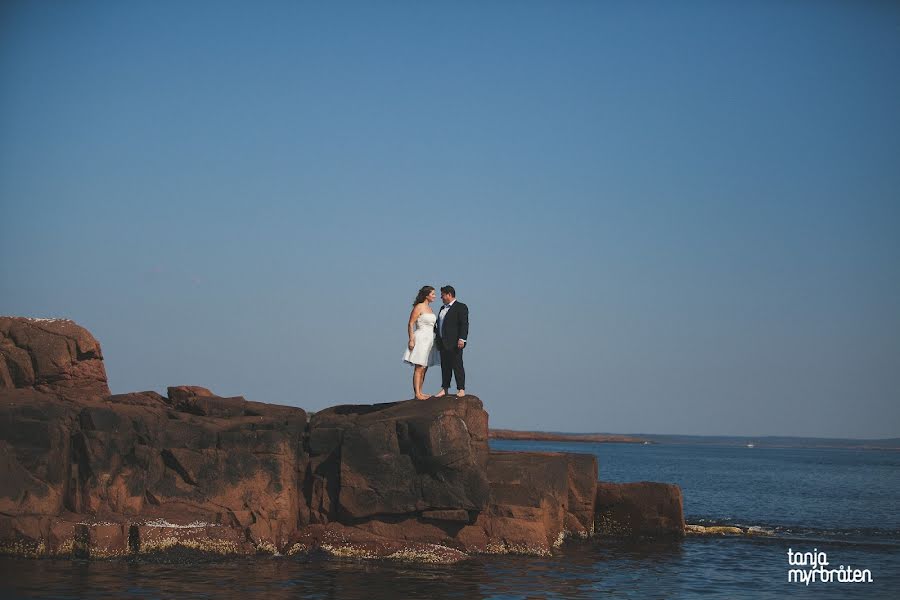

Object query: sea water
[1,439,898,599]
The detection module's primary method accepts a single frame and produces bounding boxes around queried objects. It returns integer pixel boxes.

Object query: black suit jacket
[435,301,469,351]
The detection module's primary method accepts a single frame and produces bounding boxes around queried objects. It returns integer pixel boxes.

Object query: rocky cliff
[0,316,684,563]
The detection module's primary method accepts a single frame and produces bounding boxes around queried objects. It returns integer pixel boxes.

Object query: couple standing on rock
[402,285,469,400]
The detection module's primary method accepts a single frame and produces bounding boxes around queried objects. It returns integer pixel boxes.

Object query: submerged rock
[685,524,771,536]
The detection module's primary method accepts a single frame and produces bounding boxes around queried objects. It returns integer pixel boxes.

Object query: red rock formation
[0,317,108,400]
[306,396,490,523]
[0,316,685,561]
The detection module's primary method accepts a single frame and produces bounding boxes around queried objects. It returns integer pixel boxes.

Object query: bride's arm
[407,306,420,350]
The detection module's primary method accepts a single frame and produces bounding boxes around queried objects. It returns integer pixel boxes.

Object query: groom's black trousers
[439,347,465,390]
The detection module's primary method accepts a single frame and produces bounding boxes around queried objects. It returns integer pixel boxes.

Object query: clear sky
[2,0,898,438]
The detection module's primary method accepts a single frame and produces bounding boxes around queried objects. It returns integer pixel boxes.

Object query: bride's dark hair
[413,286,435,306]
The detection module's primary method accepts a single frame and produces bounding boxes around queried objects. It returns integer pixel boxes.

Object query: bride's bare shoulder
[410,303,431,317]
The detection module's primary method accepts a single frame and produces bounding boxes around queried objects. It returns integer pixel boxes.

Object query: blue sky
[2,0,898,437]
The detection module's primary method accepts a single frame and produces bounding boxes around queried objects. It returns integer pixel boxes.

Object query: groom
[434,285,468,398]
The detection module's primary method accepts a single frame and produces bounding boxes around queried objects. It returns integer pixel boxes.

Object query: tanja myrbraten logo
[787,548,873,585]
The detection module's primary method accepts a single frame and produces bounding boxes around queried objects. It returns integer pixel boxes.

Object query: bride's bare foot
[456,389,466,397]
[434,389,447,398]
[415,393,430,400]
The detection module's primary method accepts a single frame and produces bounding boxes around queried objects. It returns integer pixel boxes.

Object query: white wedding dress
[402,312,439,367]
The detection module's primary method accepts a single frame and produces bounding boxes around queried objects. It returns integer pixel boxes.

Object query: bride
[402,285,439,400]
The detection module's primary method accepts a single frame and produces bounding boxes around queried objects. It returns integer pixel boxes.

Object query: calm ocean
[2,439,898,599]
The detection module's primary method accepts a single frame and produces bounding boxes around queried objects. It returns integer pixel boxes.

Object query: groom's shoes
[434,389,467,397]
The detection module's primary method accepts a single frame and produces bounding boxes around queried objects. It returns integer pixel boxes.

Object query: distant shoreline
[488,429,648,444]
[489,429,900,450]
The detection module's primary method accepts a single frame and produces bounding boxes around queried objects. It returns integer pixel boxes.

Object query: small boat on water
[746,443,755,448]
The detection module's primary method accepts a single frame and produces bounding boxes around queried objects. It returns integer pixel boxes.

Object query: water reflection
[0,540,686,600]
[1,536,898,600]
